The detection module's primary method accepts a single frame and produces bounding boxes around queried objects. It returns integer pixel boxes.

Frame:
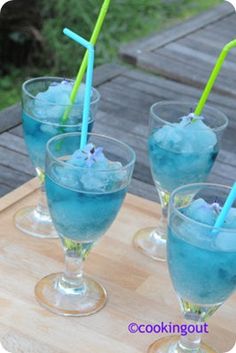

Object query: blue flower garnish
[181,112,204,126]
[72,143,105,167]
[210,202,221,215]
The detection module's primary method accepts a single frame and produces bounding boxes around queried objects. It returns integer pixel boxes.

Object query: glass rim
[46,132,136,172]
[170,182,236,233]
[22,76,101,107]
[150,100,229,133]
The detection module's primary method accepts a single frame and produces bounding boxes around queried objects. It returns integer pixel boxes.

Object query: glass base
[14,206,58,239]
[133,227,166,261]
[35,273,107,316]
[148,336,216,353]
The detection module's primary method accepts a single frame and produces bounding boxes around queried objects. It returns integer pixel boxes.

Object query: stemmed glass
[148,183,236,353]
[133,101,228,261]
[14,77,100,239]
[35,132,135,316]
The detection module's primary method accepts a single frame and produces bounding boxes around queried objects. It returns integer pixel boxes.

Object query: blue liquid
[168,225,236,305]
[22,111,93,171]
[148,130,218,192]
[45,175,126,243]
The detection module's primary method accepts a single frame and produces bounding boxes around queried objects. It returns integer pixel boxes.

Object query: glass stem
[156,188,170,237]
[176,319,202,353]
[59,246,86,294]
[36,169,49,216]
[36,183,49,216]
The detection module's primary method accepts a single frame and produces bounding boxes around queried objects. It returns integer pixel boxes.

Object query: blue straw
[213,182,236,231]
[63,28,95,149]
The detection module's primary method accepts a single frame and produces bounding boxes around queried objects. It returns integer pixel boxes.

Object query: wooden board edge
[0,178,39,213]
[126,192,158,210]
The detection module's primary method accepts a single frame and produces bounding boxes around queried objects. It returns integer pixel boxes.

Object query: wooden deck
[120,3,236,97]
[1,61,236,201]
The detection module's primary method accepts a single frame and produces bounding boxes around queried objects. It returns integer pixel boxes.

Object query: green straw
[61,0,111,124]
[195,39,236,116]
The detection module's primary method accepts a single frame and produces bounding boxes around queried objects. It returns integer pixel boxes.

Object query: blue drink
[168,227,236,305]
[35,132,135,316]
[133,102,228,263]
[46,174,126,243]
[15,77,100,239]
[148,120,218,193]
[148,188,235,353]
[168,195,236,306]
[23,112,93,171]
[22,78,99,172]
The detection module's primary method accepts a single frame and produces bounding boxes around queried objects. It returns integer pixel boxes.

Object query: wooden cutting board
[0,179,235,353]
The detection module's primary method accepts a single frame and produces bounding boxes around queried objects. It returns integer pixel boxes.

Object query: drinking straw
[61,0,111,123]
[213,182,236,231]
[63,28,94,149]
[195,39,236,116]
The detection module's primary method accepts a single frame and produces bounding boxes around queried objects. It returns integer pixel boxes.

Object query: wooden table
[0,180,235,353]
[120,3,236,97]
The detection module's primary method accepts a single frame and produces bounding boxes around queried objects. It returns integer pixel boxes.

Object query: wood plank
[115,71,236,115]
[210,160,236,185]
[98,75,236,148]
[0,165,32,190]
[178,36,231,59]
[0,146,34,176]
[0,181,235,353]
[0,104,21,133]
[8,125,24,138]
[110,72,236,136]
[189,27,236,49]
[154,46,236,86]
[119,3,233,63]
[128,178,158,203]
[156,43,236,75]
[187,29,235,53]
[136,51,236,97]
[0,132,28,155]
[0,177,38,213]
[205,13,236,36]
[0,184,12,197]
[94,63,128,86]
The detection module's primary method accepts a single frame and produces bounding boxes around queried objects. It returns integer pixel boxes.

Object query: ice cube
[153,125,182,150]
[40,124,58,135]
[215,230,236,251]
[31,80,86,123]
[182,198,216,226]
[81,170,108,192]
[46,106,64,120]
[51,164,80,190]
[185,120,217,152]
[153,114,217,155]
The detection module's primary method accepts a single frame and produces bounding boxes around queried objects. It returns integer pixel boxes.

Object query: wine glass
[133,101,228,261]
[148,182,236,353]
[35,132,135,316]
[14,77,100,238]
